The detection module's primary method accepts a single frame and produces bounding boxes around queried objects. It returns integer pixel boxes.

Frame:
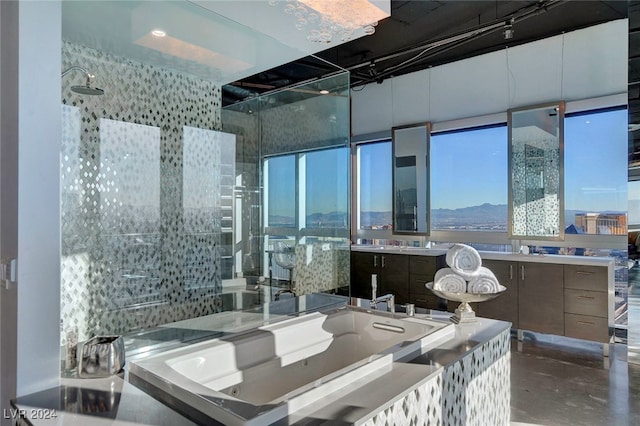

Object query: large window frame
[352,96,627,251]
[264,146,351,242]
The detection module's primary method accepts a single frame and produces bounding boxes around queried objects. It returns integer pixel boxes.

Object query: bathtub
[129,305,454,425]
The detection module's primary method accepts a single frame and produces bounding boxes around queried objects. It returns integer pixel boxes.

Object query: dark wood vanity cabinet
[352,250,611,345]
[350,251,378,300]
[474,259,611,344]
[563,264,610,343]
[465,259,564,335]
[476,259,519,328]
[409,255,446,309]
[350,251,409,303]
[517,262,564,336]
[350,251,445,306]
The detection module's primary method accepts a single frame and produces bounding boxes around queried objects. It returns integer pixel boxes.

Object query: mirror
[508,102,564,239]
[392,123,429,235]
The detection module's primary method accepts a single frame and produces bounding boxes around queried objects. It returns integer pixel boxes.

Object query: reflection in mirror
[392,123,429,235]
[508,102,564,239]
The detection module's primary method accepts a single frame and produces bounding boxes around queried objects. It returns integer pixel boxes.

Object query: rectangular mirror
[508,102,564,239]
[392,123,429,235]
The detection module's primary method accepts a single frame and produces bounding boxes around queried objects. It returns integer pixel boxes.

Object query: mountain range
[270,204,622,228]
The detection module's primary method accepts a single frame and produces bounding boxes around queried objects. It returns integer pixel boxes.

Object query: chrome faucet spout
[371,294,395,313]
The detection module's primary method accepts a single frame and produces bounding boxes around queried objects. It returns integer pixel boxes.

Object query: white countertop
[351,244,614,267]
[351,245,448,256]
[478,250,614,266]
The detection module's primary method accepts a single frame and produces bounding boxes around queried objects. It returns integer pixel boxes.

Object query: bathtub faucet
[371,294,395,313]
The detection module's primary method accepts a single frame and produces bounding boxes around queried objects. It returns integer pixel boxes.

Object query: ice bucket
[78,335,125,378]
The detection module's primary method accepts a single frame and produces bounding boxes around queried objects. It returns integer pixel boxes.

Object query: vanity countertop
[351,244,615,267]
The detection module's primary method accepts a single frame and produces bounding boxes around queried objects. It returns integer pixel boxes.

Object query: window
[629,180,640,226]
[356,141,392,230]
[352,105,627,244]
[564,108,627,235]
[264,147,349,233]
[265,154,296,228]
[430,125,508,231]
[304,148,350,229]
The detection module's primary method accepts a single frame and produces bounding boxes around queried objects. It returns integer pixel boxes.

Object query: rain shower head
[71,85,105,96]
[62,66,104,96]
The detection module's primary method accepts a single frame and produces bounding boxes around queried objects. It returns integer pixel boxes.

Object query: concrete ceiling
[224,0,627,105]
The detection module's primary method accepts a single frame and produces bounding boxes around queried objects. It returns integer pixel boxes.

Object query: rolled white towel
[433,268,467,293]
[467,267,501,294]
[446,243,482,280]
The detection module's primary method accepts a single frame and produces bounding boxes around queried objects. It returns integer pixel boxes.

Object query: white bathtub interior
[130,305,454,425]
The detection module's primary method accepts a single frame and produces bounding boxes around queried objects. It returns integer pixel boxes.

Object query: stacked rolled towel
[445,243,482,280]
[429,243,503,294]
[467,267,501,294]
[433,268,467,293]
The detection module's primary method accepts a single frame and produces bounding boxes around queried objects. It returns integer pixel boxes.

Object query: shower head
[71,85,105,96]
[62,66,104,96]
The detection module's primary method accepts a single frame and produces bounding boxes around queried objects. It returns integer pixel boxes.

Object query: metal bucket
[77,335,125,378]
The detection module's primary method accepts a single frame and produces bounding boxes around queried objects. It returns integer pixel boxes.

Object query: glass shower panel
[222,70,351,299]
[182,127,235,294]
[61,105,91,343]
[261,72,351,297]
[98,120,163,316]
[509,102,564,239]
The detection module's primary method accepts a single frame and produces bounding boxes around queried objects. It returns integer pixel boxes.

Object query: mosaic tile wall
[293,243,350,295]
[60,41,224,343]
[260,92,350,156]
[512,137,561,237]
[363,328,511,426]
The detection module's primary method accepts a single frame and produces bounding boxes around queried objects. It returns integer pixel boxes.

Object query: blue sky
[267,148,350,217]
[359,142,392,212]
[564,108,627,212]
[430,125,507,210]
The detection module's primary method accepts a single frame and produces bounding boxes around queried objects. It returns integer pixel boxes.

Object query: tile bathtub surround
[60,40,225,344]
[363,327,511,426]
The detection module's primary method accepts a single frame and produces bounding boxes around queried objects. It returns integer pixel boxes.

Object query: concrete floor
[510,332,640,426]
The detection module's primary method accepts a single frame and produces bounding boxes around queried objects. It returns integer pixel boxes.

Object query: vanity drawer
[409,255,443,276]
[564,289,607,318]
[409,274,432,296]
[411,293,442,310]
[564,265,607,292]
[564,313,609,343]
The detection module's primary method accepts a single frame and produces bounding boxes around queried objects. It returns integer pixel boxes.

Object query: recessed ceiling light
[151,29,166,37]
[319,89,330,95]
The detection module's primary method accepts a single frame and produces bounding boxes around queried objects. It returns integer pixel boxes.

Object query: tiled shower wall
[60,41,226,343]
[511,138,561,236]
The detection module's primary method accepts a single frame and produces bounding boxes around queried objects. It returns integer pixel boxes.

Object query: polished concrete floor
[510,332,640,426]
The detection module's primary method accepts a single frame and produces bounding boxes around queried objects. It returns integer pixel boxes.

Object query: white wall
[351,19,628,135]
[16,0,61,396]
[0,0,19,421]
